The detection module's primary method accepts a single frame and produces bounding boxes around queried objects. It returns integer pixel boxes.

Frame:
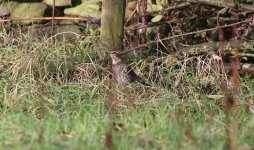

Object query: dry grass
[0,25,254,150]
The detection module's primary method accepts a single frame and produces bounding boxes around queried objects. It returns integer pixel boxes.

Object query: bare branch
[122,19,251,54]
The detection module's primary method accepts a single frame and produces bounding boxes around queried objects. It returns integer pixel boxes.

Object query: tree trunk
[101,0,126,51]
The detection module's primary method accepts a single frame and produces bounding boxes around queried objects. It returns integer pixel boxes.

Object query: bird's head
[109,51,122,64]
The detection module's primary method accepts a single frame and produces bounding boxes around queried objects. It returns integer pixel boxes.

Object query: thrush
[109,51,150,86]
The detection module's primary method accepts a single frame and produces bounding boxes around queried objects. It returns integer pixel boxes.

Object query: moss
[11,3,48,24]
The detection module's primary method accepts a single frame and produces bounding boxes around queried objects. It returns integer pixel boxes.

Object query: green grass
[0,29,254,150]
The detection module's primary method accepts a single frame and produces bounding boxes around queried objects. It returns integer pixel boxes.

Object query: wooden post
[101,0,126,51]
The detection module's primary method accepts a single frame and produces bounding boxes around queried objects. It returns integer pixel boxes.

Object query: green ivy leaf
[151,15,163,23]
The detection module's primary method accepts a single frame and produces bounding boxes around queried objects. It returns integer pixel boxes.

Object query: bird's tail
[137,77,150,86]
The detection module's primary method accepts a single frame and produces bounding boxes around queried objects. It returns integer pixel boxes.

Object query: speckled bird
[109,51,149,86]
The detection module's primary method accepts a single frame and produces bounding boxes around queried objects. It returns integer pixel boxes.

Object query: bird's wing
[112,63,129,84]
[126,66,150,86]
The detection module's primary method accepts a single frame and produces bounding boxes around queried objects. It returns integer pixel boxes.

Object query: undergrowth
[0,27,254,150]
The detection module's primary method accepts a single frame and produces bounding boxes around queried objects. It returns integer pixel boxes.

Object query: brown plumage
[109,51,149,86]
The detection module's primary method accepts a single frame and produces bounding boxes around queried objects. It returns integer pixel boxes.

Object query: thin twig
[125,16,197,31]
[141,0,147,25]
[124,8,137,26]
[164,2,191,12]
